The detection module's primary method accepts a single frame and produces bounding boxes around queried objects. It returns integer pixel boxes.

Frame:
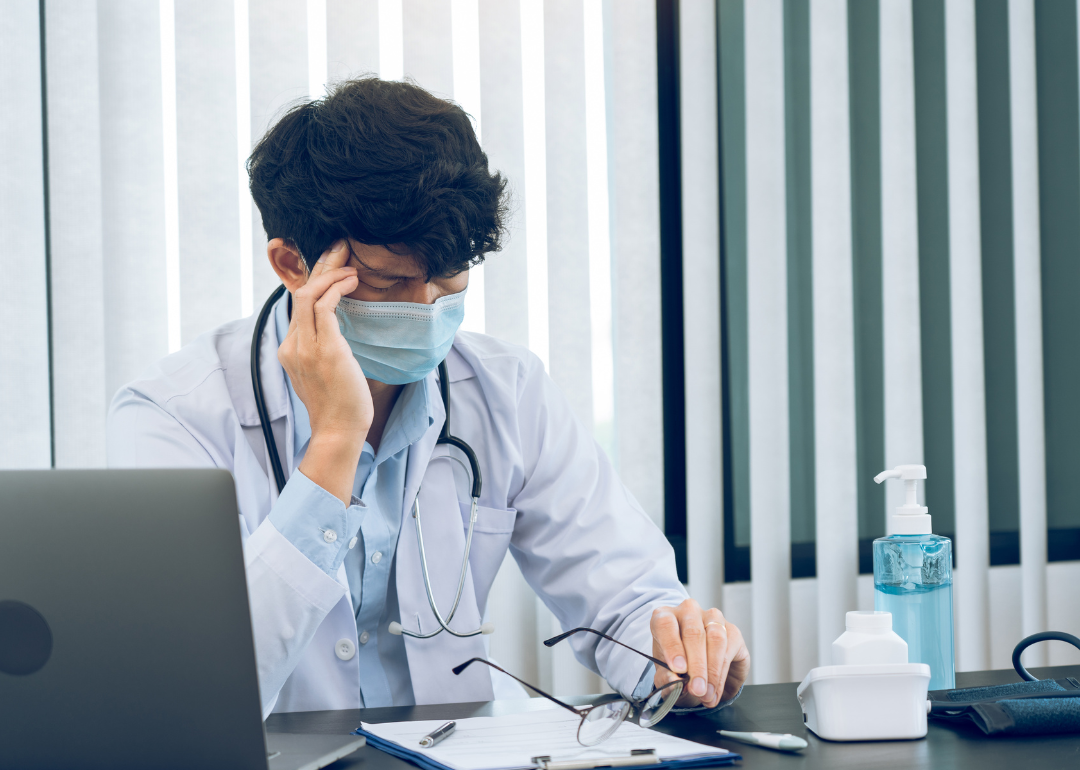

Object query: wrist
[299,432,366,504]
[308,426,368,454]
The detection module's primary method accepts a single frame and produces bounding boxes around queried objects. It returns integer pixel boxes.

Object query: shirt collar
[375,373,434,463]
[273,292,435,461]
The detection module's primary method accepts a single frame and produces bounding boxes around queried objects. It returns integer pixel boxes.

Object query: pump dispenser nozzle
[875,464,931,535]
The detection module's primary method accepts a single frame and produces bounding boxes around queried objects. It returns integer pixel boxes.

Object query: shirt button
[335,639,355,661]
[349,537,358,549]
[323,529,338,544]
[359,630,370,645]
[371,551,383,564]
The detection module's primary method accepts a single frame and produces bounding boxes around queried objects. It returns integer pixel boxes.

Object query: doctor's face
[331,240,469,304]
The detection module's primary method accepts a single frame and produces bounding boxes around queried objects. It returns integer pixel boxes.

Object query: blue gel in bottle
[871,466,956,691]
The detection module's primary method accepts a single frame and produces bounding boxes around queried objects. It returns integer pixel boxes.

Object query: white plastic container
[797,663,931,741]
[832,611,907,665]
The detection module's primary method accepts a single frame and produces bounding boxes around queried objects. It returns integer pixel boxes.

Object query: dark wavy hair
[248,77,507,278]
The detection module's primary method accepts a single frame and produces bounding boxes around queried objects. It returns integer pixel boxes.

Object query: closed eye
[360,279,395,292]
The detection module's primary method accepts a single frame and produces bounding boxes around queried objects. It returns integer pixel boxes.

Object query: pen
[717,730,808,752]
[419,721,456,748]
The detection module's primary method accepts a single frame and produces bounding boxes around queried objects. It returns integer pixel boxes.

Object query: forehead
[345,240,423,280]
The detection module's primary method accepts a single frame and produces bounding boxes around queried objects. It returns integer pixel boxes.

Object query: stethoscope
[251,285,493,639]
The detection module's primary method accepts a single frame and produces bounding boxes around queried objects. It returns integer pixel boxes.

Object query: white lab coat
[107,308,688,716]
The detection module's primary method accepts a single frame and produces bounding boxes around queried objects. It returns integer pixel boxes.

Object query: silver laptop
[0,469,364,770]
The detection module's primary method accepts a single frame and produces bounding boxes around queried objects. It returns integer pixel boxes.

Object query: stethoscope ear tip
[480,623,495,635]
[388,622,404,636]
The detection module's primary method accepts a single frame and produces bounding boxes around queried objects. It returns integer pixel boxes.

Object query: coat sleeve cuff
[631,662,656,700]
[267,469,365,576]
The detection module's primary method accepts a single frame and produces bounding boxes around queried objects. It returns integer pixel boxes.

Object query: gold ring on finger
[704,621,725,631]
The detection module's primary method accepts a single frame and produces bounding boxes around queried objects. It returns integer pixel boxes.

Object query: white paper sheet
[361,708,730,770]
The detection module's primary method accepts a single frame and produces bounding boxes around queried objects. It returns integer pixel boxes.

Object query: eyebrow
[346,245,420,281]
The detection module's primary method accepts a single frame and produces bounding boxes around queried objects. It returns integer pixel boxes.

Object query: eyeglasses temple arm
[452,658,585,715]
[543,627,679,675]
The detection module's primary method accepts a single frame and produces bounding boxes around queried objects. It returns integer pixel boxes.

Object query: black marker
[419,721,456,748]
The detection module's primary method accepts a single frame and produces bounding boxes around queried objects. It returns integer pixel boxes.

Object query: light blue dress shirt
[268,296,434,707]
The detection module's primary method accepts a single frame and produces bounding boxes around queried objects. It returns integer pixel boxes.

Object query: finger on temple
[311,239,350,277]
[294,268,355,342]
[312,275,358,340]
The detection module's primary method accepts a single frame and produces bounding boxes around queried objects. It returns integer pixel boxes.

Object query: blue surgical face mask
[334,289,467,384]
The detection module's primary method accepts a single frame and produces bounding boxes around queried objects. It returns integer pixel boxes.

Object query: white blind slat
[879,0,925,522]
[1011,0,1048,665]
[810,0,858,667]
[745,0,791,685]
[679,0,724,610]
[403,0,453,98]
[176,0,242,344]
[307,0,327,97]
[520,0,549,368]
[378,0,404,80]
[540,0,601,697]
[98,0,171,402]
[609,0,664,525]
[45,0,107,468]
[327,0,380,81]
[543,0,593,430]
[451,0,486,335]
[478,0,530,349]
[248,0,308,307]
[946,0,991,673]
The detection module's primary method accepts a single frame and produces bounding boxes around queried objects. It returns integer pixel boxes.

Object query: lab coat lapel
[396,372,493,704]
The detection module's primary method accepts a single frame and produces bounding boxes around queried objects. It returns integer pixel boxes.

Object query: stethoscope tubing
[405,494,481,638]
[251,286,489,640]
[252,285,289,494]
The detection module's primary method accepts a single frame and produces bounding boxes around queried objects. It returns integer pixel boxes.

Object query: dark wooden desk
[267,665,1080,769]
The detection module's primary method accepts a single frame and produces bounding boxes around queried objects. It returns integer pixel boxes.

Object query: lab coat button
[371,551,382,564]
[335,639,355,660]
[349,537,358,549]
[359,630,370,645]
[323,529,338,543]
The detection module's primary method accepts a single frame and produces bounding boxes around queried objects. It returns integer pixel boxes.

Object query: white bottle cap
[845,611,893,633]
[874,465,932,535]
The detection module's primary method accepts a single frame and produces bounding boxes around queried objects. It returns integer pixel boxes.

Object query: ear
[267,238,309,293]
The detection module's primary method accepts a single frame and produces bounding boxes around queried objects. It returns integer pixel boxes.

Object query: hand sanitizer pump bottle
[872,465,955,690]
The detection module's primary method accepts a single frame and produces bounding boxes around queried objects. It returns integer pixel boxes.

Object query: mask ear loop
[1012,631,1080,681]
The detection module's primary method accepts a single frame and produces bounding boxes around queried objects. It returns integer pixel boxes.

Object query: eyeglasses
[452,627,689,747]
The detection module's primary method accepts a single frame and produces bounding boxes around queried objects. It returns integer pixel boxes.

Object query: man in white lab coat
[107,77,749,717]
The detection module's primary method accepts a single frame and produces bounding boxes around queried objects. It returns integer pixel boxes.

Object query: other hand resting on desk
[651,599,750,710]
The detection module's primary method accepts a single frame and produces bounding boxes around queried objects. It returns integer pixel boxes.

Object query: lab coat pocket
[459,502,518,611]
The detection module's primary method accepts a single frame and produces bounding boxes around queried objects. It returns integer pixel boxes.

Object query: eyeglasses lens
[577,700,631,746]
[638,680,683,727]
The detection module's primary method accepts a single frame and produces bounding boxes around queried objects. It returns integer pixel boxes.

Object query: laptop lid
[0,469,268,770]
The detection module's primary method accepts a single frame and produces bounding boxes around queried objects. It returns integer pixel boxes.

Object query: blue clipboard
[352,727,740,770]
